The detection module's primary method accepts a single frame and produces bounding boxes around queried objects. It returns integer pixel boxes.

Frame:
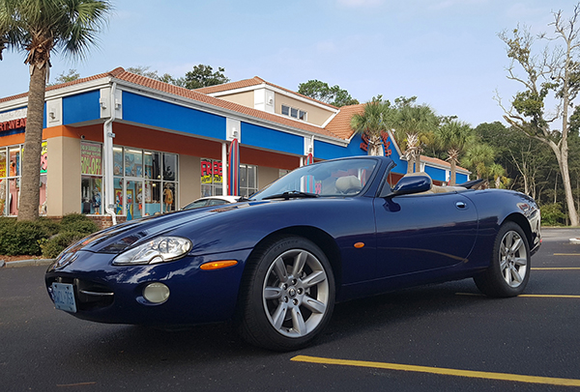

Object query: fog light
[143,282,170,304]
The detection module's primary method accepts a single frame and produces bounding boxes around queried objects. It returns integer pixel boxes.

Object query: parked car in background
[46,156,541,351]
[181,195,241,210]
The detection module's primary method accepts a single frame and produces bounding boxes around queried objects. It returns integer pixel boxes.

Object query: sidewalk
[0,258,54,268]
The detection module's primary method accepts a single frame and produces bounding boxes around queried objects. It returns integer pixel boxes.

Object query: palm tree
[350,98,391,156]
[389,103,439,173]
[0,0,112,221]
[461,143,495,180]
[488,163,510,189]
[435,120,473,185]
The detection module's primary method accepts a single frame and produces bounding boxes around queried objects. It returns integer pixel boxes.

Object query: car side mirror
[384,175,432,197]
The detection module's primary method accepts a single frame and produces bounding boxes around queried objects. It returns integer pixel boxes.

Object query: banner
[81,142,102,176]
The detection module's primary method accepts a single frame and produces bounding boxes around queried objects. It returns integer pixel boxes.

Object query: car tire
[236,236,335,351]
[474,221,530,297]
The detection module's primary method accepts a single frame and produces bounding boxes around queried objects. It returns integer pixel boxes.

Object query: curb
[1,259,55,268]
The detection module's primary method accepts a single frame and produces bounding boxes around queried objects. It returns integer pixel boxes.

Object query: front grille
[48,277,114,311]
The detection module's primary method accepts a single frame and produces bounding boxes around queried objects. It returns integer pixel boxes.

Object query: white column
[222,142,228,196]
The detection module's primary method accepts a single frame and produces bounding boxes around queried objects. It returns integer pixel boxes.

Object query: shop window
[111,146,178,219]
[200,158,223,197]
[81,142,103,215]
[239,164,258,197]
[0,144,47,217]
[163,182,175,213]
[145,151,161,180]
[124,149,143,177]
[164,154,177,181]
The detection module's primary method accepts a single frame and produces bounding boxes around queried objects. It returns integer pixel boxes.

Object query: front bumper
[45,248,252,326]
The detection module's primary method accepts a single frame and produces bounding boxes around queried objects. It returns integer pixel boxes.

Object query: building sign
[201,159,222,184]
[0,118,26,132]
[81,142,102,175]
[360,131,392,157]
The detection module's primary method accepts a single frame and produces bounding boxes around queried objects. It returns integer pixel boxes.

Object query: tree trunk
[413,153,421,174]
[449,159,456,185]
[18,65,46,221]
[368,135,382,156]
[558,142,578,226]
[406,153,414,174]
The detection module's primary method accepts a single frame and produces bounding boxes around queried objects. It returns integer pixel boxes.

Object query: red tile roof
[195,76,339,110]
[115,70,341,139]
[421,155,469,172]
[325,104,365,140]
[1,68,341,140]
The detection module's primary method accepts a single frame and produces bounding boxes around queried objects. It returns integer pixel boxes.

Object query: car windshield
[253,158,378,200]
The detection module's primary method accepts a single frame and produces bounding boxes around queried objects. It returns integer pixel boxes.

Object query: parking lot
[1,228,579,391]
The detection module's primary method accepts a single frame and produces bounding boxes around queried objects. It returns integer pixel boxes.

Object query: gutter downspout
[103,82,117,225]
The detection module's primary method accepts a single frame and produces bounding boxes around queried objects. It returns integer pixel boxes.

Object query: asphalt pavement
[1,228,579,391]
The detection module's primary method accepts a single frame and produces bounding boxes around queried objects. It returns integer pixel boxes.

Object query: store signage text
[0,117,26,132]
[81,142,102,175]
[360,131,392,157]
[201,159,222,184]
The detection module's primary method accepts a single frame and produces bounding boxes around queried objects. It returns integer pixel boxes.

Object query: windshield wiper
[262,191,320,200]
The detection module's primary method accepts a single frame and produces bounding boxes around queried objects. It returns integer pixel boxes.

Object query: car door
[373,192,478,278]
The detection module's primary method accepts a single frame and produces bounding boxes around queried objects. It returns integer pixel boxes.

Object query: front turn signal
[200,260,238,270]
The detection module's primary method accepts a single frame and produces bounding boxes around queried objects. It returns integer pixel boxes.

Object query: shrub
[61,219,98,235]
[0,214,99,258]
[0,220,52,256]
[540,203,567,226]
[39,214,99,258]
[37,217,61,236]
[41,231,87,259]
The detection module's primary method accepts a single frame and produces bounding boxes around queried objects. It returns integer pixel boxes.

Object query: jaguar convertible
[46,156,541,351]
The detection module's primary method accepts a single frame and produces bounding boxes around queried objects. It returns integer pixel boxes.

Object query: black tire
[474,221,530,297]
[236,236,335,351]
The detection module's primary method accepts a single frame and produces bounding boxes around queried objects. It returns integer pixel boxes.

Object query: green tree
[461,143,495,180]
[498,3,580,225]
[298,79,359,107]
[185,64,229,89]
[127,66,186,87]
[475,122,556,200]
[350,97,390,156]
[434,120,473,185]
[0,0,112,221]
[387,97,439,173]
[48,68,80,86]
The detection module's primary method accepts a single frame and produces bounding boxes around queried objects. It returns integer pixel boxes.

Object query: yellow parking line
[519,294,580,299]
[533,267,580,270]
[553,253,580,256]
[455,293,580,299]
[291,355,580,387]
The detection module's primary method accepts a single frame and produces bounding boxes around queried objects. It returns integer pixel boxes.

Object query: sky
[0,0,578,127]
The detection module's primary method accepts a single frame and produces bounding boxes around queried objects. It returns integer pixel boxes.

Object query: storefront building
[0,68,469,224]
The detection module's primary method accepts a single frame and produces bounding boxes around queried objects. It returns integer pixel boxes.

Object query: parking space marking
[455,292,580,299]
[553,253,580,256]
[291,355,580,387]
[518,294,580,299]
[533,267,580,270]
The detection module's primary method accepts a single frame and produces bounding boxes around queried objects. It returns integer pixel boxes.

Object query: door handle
[456,201,467,209]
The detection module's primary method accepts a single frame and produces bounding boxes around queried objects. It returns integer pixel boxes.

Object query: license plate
[51,283,77,313]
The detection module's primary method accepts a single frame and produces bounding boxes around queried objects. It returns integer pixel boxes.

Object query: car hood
[70,208,219,254]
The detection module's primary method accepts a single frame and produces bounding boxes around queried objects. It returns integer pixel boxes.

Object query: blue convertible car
[46,156,541,351]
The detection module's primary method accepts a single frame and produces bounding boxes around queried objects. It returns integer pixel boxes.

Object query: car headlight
[112,236,192,266]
